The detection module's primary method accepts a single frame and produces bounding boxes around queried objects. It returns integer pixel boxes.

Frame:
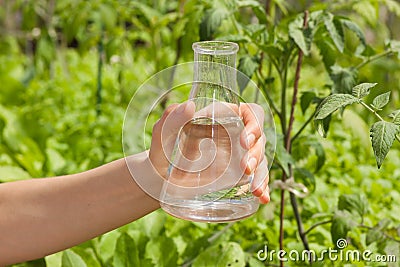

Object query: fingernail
[246,134,255,148]
[176,103,186,114]
[247,157,257,173]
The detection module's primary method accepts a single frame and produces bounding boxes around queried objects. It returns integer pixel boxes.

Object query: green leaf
[323,14,344,53]
[366,228,384,246]
[62,250,86,267]
[351,83,377,98]
[71,247,101,267]
[275,138,295,176]
[329,65,358,94]
[237,1,267,24]
[0,165,31,182]
[113,233,140,267]
[305,139,326,171]
[315,94,359,120]
[315,115,332,138]
[145,236,178,267]
[389,110,400,125]
[372,92,391,110]
[331,210,356,247]
[139,210,166,239]
[237,56,259,94]
[300,91,317,114]
[199,8,229,40]
[193,242,245,267]
[386,39,400,59]
[315,37,337,71]
[340,19,366,51]
[353,1,378,26]
[294,168,316,192]
[289,14,311,56]
[338,194,368,218]
[98,230,120,263]
[385,0,400,17]
[370,121,400,168]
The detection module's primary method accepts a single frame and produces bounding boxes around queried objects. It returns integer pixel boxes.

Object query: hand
[149,101,270,204]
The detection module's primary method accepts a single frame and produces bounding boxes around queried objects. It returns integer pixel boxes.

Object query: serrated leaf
[237,56,259,94]
[113,233,139,267]
[315,38,337,70]
[300,91,317,114]
[199,8,229,40]
[370,121,400,168]
[341,19,366,51]
[389,110,400,125]
[289,14,311,56]
[324,14,344,53]
[372,92,391,110]
[352,83,377,98]
[315,94,359,120]
[338,194,368,218]
[193,242,245,267]
[329,65,358,94]
[331,210,356,247]
[62,250,86,267]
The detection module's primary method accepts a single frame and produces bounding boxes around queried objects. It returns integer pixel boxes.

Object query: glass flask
[159,41,259,222]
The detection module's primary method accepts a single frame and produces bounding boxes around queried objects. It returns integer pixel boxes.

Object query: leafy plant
[1,0,400,266]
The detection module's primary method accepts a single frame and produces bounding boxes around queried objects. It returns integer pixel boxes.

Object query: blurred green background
[0,0,399,266]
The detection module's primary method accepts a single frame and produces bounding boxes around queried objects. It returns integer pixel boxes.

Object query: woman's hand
[149,101,270,204]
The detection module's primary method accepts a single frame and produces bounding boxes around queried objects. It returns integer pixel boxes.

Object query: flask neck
[190,42,239,102]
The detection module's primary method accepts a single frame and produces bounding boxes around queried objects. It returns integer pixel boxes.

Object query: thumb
[156,101,195,161]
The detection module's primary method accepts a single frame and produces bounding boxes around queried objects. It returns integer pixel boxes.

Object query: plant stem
[256,71,281,117]
[304,219,332,236]
[360,101,385,121]
[360,101,400,143]
[280,11,311,266]
[291,110,317,143]
[280,68,288,134]
[355,50,394,70]
[96,28,104,116]
[207,222,234,243]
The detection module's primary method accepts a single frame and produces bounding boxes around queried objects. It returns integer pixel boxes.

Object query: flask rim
[192,41,239,55]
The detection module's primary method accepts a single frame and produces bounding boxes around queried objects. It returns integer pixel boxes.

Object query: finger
[251,156,269,195]
[239,103,264,149]
[160,101,195,157]
[259,185,270,204]
[241,133,266,175]
[152,103,179,141]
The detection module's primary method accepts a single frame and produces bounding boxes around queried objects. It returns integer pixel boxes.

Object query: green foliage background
[0,0,399,266]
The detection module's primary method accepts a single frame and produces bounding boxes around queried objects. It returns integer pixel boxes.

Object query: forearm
[0,152,160,266]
